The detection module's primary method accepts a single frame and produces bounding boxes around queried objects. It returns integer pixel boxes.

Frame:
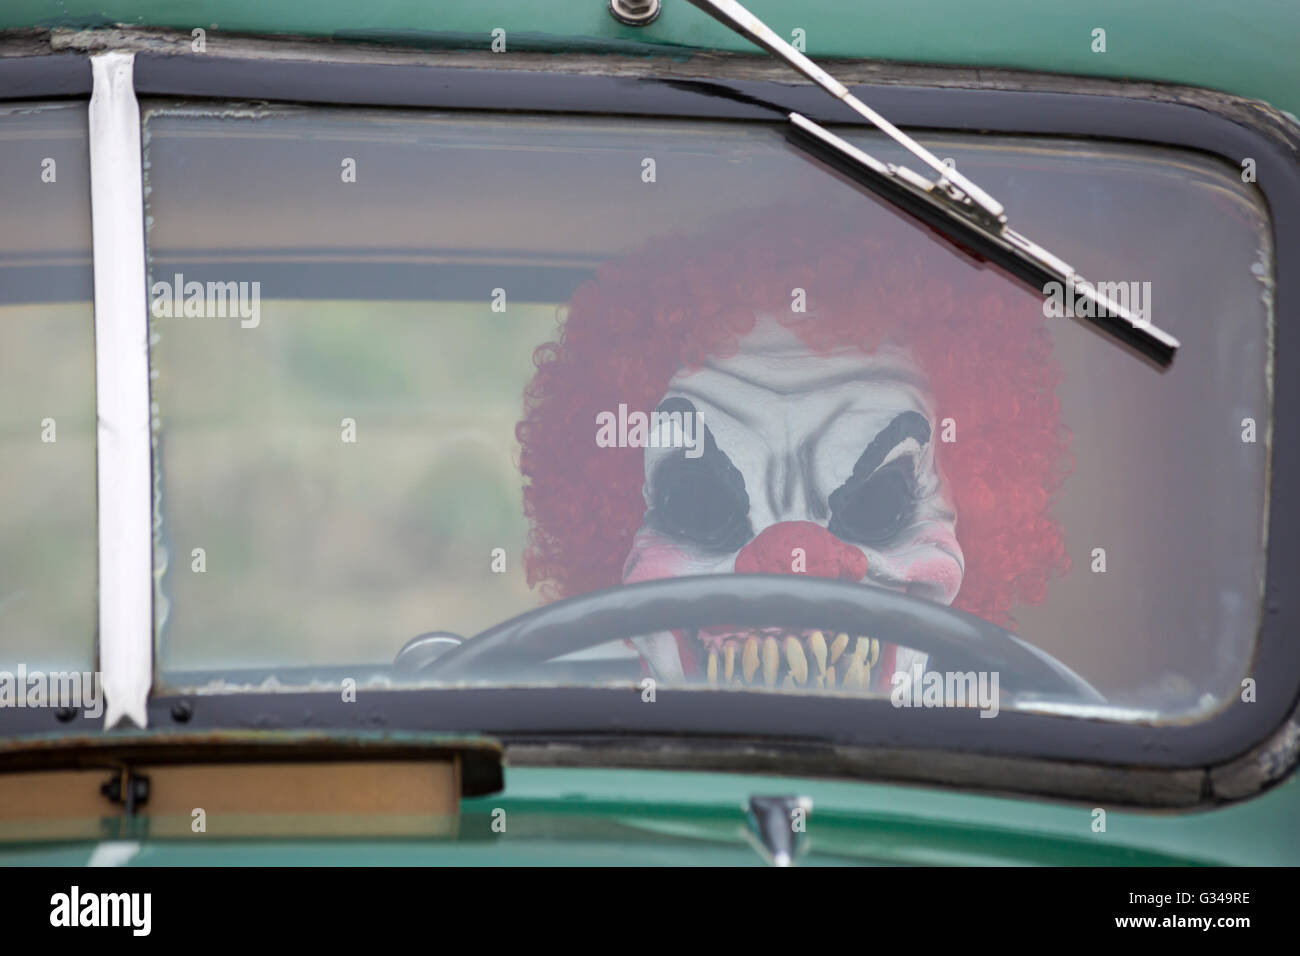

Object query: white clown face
[621,315,963,688]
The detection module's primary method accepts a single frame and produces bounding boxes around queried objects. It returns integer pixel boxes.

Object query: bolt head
[610,0,661,26]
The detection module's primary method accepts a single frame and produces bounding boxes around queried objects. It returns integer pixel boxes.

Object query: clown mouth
[669,626,900,692]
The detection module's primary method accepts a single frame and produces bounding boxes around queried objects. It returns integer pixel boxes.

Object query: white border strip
[89,52,153,729]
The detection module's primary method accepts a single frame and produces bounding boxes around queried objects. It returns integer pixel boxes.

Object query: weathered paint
[2,1,1298,117]
[1,767,1295,865]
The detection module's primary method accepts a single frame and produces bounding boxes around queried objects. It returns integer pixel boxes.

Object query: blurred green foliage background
[152,300,557,670]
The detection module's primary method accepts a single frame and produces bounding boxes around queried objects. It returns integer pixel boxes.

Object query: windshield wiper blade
[682,0,1181,367]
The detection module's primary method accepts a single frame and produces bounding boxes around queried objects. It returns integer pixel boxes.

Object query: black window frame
[1,48,1296,807]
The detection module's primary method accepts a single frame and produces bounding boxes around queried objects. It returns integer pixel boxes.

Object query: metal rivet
[609,0,661,26]
[55,706,76,723]
[171,700,193,722]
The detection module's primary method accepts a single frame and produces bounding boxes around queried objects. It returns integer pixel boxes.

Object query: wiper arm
[683,0,1180,367]
[684,0,1004,225]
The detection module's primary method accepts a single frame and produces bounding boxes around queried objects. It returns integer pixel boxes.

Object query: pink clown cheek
[896,553,964,603]
[622,540,696,584]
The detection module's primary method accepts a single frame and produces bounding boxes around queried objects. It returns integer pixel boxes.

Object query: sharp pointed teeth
[762,636,780,687]
[852,636,869,666]
[809,630,828,674]
[743,636,760,682]
[707,649,718,685]
[784,635,808,685]
[869,638,880,667]
[724,644,736,683]
[825,666,836,689]
[830,632,849,664]
[782,674,794,689]
[845,637,870,689]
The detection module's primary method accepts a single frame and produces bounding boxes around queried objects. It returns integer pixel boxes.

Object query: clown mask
[621,315,963,690]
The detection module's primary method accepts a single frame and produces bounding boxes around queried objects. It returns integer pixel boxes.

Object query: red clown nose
[734,521,869,581]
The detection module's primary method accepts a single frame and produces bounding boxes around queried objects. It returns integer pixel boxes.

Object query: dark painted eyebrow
[842,410,931,483]
[652,396,744,478]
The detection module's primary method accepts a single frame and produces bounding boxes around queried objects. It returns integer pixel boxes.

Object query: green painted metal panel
[3,767,1295,865]
[2,2,1298,116]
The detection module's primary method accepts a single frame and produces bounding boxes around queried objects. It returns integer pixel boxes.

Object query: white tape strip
[89,52,153,729]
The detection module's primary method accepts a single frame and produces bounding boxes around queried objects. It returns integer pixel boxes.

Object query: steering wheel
[403,574,1101,701]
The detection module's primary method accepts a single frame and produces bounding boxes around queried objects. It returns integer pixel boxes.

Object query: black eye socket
[648,457,753,552]
[645,397,753,553]
[827,458,917,548]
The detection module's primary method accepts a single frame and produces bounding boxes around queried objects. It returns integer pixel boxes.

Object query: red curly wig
[516,204,1070,627]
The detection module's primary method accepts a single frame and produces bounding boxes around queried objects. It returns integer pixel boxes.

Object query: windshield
[140,103,1271,720]
[0,102,97,675]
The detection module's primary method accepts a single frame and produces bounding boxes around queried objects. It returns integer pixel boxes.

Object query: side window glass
[0,102,97,672]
